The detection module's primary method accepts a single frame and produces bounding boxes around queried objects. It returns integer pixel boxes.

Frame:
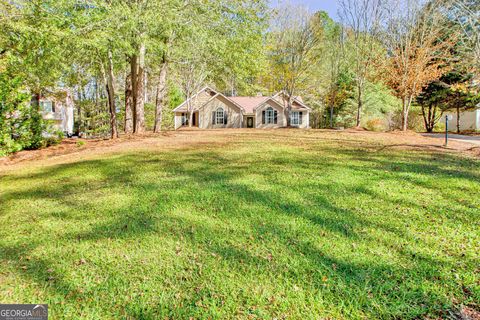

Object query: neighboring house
[38,91,75,136]
[443,104,480,132]
[173,87,311,130]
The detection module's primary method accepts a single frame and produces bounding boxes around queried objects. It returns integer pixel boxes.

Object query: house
[38,91,74,136]
[443,104,480,132]
[173,87,311,130]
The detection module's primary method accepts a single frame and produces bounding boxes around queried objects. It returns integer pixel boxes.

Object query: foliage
[265,2,320,122]
[0,72,40,156]
[338,0,384,127]
[417,71,480,132]
[381,0,458,131]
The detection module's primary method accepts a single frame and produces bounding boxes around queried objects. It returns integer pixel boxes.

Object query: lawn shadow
[0,140,478,318]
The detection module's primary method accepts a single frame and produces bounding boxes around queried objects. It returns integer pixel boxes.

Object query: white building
[39,91,75,136]
[443,105,480,132]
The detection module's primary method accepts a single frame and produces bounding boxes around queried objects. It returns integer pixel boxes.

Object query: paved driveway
[422,133,480,146]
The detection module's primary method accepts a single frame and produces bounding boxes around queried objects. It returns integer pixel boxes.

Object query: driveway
[422,133,480,146]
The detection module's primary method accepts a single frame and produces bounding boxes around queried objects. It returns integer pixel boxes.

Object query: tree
[176,46,210,128]
[154,52,168,133]
[417,72,478,133]
[174,0,268,127]
[268,3,320,127]
[103,49,118,138]
[0,0,69,147]
[315,13,346,128]
[416,81,449,132]
[0,72,33,155]
[440,0,480,75]
[382,0,457,131]
[339,0,383,127]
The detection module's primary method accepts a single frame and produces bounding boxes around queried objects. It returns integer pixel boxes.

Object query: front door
[247,117,254,128]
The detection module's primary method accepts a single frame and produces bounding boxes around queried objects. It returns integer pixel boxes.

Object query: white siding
[199,96,243,129]
[443,109,480,131]
[256,100,286,128]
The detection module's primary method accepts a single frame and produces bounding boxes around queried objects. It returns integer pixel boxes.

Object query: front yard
[0,130,479,319]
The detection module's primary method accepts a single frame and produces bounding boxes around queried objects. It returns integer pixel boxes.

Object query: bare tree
[177,61,208,127]
[339,0,383,127]
[269,3,320,127]
[382,0,456,131]
[324,24,346,128]
[442,0,480,75]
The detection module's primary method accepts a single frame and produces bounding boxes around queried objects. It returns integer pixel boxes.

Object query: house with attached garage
[173,87,311,129]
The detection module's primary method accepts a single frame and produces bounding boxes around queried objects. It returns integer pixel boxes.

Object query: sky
[271,0,339,21]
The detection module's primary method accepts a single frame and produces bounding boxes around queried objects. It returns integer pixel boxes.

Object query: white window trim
[265,107,275,124]
[40,101,53,113]
[291,111,300,125]
[216,108,224,125]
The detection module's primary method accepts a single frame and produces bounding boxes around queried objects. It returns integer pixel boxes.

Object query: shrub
[42,136,61,148]
[0,74,39,155]
[365,118,387,132]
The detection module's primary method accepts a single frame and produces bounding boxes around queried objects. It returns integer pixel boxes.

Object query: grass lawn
[0,130,479,319]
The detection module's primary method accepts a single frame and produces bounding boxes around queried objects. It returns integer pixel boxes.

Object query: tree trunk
[77,88,83,136]
[421,104,437,133]
[154,59,168,133]
[130,54,138,128]
[106,50,118,139]
[124,66,134,134]
[456,106,460,134]
[286,97,293,127]
[330,105,334,128]
[401,96,412,132]
[188,109,194,128]
[355,85,363,128]
[134,43,146,134]
[356,85,362,128]
[421,105,429,132]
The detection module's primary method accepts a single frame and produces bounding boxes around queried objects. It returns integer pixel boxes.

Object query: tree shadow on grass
[0,144,478,318]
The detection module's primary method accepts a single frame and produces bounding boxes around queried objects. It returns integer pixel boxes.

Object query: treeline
[1,0,268,154]
[267,0,479,132]
[1,0,479,155]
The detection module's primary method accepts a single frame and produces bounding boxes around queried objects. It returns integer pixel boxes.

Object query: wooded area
[0,0,479,155]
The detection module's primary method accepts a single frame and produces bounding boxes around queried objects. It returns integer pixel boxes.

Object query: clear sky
[271,0,339,21]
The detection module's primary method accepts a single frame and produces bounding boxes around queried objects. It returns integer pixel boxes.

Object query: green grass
[0,131,479,319]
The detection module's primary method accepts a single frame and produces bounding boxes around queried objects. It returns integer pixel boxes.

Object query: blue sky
[271,0,339,20]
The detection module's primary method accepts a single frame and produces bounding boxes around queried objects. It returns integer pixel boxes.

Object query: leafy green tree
[0,0,68,150]
[0,72,37,155]
[417,72,479,133]
[267,3,320,127]
[339,0,383,128]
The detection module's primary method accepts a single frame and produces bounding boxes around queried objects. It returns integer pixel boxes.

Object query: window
[181,113,188,125]
[265,107,275,124]
[291,111,300,125]
[40,101,53,113]
[216,107,224,125]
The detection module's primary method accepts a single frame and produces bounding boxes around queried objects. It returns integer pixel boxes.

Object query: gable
[272,92,311,111]
[174,87,312,115]
[200,94,243,113]
[256,99,284,113]
[173,87,217,112]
